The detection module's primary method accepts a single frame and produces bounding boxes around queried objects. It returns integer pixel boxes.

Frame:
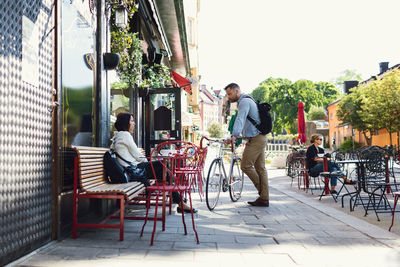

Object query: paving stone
[95,248,120,259]
[235,235,276,245]
[241,252,296,266]
[117,248,148,259]
[216,242,264,253]
[145,250,194,262]
[129,240,174,250]
[10,169,400,267]
[173,241,217,251]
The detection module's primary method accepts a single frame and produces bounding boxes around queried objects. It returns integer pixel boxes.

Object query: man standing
[224,83,269,207]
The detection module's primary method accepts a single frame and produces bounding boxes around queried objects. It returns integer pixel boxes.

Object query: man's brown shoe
[248,197,269,207]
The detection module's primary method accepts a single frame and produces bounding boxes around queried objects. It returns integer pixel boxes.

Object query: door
[144,87,181,155]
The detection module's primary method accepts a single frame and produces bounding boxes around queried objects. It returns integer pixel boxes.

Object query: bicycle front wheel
[206,159,222,210]
[229,158,244,202]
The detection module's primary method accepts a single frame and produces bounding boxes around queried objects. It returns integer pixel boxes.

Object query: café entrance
[144,87,182,155]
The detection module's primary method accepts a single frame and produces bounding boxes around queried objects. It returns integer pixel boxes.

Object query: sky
[198,0,400,93]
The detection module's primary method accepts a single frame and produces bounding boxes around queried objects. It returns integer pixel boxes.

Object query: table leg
[323,157,329,195]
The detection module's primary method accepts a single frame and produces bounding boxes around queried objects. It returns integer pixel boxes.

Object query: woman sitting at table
[111,113,195,213]
[306,134,356,194]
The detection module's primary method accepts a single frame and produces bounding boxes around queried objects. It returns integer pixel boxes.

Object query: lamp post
[115,5,128,28]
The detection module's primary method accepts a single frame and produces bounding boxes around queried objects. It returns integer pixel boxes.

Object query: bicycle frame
[214,141,238,186]
[202,136,244,210]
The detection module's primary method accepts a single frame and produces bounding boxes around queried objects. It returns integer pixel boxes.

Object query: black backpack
[103,150,130,183]
[244,95,273,135]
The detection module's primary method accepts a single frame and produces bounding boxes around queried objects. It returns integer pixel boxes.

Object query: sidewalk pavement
[10,169,400,267]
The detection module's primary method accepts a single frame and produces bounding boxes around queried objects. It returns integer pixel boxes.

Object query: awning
[171,70,192,94]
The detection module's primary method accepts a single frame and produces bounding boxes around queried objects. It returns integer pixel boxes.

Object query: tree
[307,106,325,121]
[249,78,340,135]
[363,70,400,145]
[336,85,377,145]
[314,82,341,106]
[332,69,363,92]
[251,77,291,103]
[207,122,223,138]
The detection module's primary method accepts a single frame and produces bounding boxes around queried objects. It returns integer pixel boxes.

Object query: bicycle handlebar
[200,136,235,152]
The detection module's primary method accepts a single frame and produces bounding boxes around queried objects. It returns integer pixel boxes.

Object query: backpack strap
[242,95,259,127]
[112,150,132,165]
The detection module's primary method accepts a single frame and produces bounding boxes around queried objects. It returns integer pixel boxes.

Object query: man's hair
[224,83,240,91]
[115,113,133,131]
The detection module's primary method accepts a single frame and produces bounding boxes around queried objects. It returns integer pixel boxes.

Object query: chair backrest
[149,141,201,188]
[197,146,208,172]
[358,146,386,177]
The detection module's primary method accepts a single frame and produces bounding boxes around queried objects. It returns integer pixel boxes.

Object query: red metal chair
[140,140,201,245]
[389,191,400,231]
[195,143,208,199]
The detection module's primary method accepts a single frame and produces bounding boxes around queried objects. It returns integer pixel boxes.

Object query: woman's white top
[111,131,147,167]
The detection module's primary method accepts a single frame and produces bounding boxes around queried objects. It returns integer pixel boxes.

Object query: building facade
[327,62,400,149]
[199,85,222,133]
[0,0,192,265]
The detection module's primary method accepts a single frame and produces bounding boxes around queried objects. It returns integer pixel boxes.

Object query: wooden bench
[71,146,147,241]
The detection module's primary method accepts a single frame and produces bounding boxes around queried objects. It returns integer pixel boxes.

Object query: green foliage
[141,64,172,89]
[332,69,363,90]
[250,77,340,135]
[111,81,129,90]
[307,106,325,121]
[111,29,142,86]
[108,0,140,85]
[337,87,372,145]
[109,1,171,88]
[107,0,137,27]
[314,82,341,106]
[339,138,362,151]
[336,70,400,145]
[251,77,291,103]
[207,122,223,138]
[363,70,400,145]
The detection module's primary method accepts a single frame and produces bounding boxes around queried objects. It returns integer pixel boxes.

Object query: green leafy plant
[141,64,171,89]
[338,138,362,151]
[111,29,142,86]
[108,1,171,90]
[108,1,142,86]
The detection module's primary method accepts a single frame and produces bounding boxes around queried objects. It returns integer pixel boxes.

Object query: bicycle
[285,145,307,188]
[200,136,244,211]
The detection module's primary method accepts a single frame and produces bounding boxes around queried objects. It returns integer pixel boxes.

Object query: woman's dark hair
[114,113,133,131]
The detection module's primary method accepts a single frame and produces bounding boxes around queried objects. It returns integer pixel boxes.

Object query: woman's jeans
[137,160,181,204]
[310,161,344,186]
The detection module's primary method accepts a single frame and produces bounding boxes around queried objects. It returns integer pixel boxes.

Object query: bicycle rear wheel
[206,159,222,210]
[229,158,244,202]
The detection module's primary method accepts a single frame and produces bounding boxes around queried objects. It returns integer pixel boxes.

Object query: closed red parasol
[297,102,307,145]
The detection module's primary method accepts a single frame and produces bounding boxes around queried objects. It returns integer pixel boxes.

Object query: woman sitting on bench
[306,134,356,194]
[111,113,196,213]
